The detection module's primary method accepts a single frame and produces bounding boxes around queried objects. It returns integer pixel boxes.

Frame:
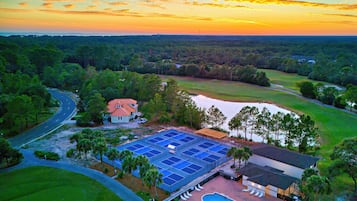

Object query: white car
[137,118,147,124]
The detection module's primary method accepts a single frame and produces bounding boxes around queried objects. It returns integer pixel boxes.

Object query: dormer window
[115,104,122,108]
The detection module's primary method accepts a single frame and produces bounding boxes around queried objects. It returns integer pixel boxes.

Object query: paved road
[0,149,143,201]
[8,89,77,148]
[4,89,143,201]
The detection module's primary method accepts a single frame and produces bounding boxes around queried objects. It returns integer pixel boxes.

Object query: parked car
[137,118,147,124]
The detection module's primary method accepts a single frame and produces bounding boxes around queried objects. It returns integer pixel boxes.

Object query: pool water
[202,193,234,201]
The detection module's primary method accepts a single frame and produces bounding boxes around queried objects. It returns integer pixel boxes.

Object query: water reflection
[191,95,291,142]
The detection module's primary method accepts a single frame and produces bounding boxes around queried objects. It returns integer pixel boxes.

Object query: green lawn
[259,69,329,91]
[0,166,123,201]
[165,76,357,193]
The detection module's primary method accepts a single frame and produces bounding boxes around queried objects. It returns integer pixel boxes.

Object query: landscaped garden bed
[90,162,169,201]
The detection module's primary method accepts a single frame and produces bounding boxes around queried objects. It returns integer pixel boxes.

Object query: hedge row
[34,150,60,161]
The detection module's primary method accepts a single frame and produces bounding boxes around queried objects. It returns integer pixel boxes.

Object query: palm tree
[143,167,163,200]
[135,155,149,168]
[107,148,120,172]
[93,137,107,164]
[118,150,133,161]
[70,132,82,144]
[242,146,252,166]
[135,155,150,185]
[77,138,92,159]
[122,154,137,182]
[226,147,244,168]
[140,163,155,186]
[303,175,331,201]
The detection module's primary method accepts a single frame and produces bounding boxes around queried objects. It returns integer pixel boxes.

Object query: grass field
[259,69,330,91]
[164,75,357,193]
[0,166,123,201]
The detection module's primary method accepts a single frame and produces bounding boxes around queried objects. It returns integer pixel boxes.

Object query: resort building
[239,144,319,199]
[107,98,139,123]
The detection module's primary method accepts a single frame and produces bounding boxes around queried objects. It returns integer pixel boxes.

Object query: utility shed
[195,128,227,139]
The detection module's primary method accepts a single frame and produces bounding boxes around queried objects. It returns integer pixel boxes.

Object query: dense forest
[1,35,356,87]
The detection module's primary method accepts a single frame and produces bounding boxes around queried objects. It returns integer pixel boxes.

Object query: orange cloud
[140,2,166,9]
[324,13,357,18]
[87,5,96,9]
[43,0,83,2]
[42,2,52,8]
[187,1,247,9]
[339,4,357,10]
[64,4,74,9]
[226,0,357,10]
[108,1,128,6]
[18,2,28,7]
[39,9,144,17]
[37,8,212,21]
[0,8,32,13]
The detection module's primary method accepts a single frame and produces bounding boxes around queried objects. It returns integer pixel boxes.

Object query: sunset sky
[0,0,356,35]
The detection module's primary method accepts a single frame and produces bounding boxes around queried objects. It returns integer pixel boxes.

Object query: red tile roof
[107,99,137,117]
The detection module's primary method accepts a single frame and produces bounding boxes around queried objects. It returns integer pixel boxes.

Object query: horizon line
[0,31,357,37]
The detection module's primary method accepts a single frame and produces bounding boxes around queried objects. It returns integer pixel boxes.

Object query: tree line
[2,35,356,87]
[299,81,357,111]
[0,66,52,136]
[225,106,318,153]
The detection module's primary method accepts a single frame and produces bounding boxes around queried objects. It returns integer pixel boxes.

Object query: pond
[191,95,291,142]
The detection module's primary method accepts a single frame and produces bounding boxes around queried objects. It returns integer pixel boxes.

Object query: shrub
[299,81,316,99]
[34,150,60,161]
[66,148,75,158]
[159,113,171,123]
[76,112,92,127]
[117,171,124,178]
[128,134,135,140]
[106,137,120,145]
[136,191,151,201]
[0,138,23,168]
[334,96,347,109]
[104,167,109,173]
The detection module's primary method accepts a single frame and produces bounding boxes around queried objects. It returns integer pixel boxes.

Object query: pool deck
[187,176,281,201]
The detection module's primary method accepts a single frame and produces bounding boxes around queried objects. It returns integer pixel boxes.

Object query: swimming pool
[202,193,234,201]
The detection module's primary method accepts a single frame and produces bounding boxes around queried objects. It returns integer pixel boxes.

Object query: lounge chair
[254,191,260,196]
[194,186,201,191]
[198,184,204,189]
[184,192,191,197]
[186,191,192,196]
[183,193,190,199]
[259,192,264,198]
[250,190,255,195]
[180,194,187,201]
[242,188,249,192]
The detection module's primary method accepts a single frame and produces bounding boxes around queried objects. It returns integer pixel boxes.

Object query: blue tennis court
[103,129,231,192]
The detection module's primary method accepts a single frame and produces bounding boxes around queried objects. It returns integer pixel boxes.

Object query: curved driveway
[9,89,77,148]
